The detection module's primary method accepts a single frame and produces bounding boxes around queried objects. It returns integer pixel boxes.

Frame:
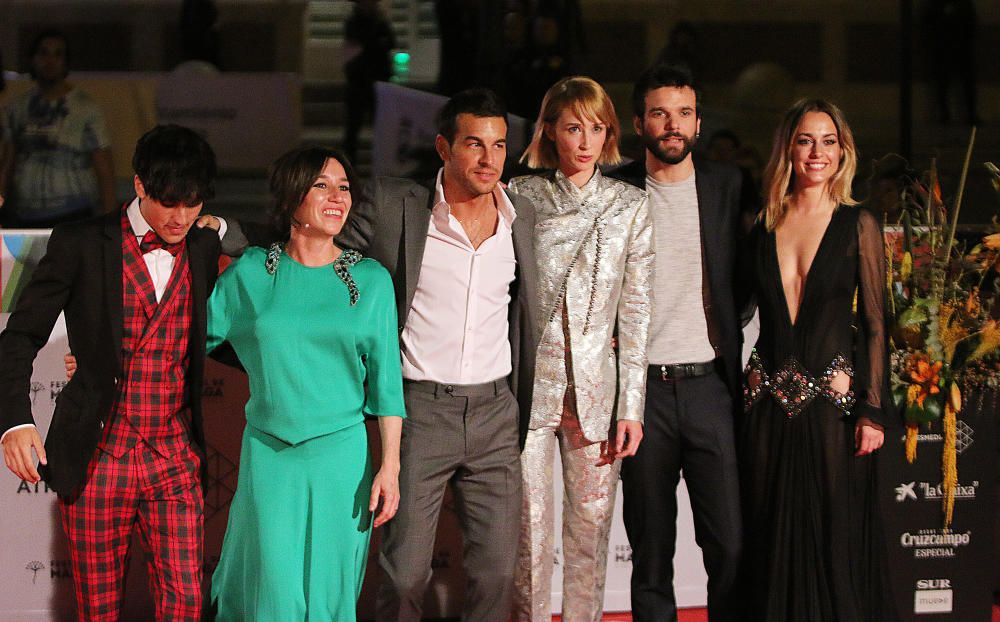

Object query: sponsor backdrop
[881,390,998,620]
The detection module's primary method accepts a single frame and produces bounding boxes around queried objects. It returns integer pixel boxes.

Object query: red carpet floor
[554,606,1000,621]
[553,610,707,621]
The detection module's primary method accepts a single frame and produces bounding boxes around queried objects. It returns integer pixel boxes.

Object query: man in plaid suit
[0,125,222,621]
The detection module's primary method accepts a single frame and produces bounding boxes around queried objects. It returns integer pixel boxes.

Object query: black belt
[650,360,716,381]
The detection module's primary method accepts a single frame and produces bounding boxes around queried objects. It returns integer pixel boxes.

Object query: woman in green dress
[207,146,406,621]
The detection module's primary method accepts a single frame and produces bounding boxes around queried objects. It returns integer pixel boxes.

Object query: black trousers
[621,367,742,622]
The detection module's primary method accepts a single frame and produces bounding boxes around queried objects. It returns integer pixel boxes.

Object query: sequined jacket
[508,169,653,441]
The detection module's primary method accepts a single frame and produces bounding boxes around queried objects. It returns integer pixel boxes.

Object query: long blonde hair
[762,98,857,230]
[520,76,622,170]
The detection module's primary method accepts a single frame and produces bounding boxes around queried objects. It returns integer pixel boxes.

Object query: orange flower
[907,354,942,408]
[964,288,982,316]
[984,233,1000,250]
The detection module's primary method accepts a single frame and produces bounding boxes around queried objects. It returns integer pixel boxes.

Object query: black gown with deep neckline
[740,205,895,622]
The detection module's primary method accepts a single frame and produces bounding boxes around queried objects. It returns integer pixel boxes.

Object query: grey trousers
[375,378,522,622]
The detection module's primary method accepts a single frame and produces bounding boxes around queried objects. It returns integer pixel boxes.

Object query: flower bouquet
[885,127,1000,528]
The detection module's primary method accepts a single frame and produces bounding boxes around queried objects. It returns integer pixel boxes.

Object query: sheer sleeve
[855,208,891,426]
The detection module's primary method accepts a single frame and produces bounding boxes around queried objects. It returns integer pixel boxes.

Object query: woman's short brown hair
[268,146,360,239]
[520,76,622,170]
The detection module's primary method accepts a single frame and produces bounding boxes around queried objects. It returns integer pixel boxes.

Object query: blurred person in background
[0,30,116,228]
[923,0,978,125]
[863,153,917,224]
[655,21,701,82]
[434,0,482,96]
[706,129,762,228]
[343,0,396,164]
[179,0,220,69]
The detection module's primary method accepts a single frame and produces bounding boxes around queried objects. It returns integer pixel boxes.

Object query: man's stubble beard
[642,131,698,166]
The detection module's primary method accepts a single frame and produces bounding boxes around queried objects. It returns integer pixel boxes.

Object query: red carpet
[554,610,707,621]
[555,606,1000,621]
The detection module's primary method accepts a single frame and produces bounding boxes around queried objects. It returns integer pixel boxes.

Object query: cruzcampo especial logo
[1,233,51,312]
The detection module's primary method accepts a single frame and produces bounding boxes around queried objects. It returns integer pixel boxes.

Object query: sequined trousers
[513,390,620,622]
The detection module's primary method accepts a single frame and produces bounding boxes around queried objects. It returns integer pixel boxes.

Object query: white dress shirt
[399,169,517,384]
[1,200,226,442]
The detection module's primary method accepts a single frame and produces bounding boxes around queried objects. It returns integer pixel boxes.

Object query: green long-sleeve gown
[207,246,405,621]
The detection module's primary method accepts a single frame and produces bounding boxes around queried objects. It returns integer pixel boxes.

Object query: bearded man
[608,63,747,622]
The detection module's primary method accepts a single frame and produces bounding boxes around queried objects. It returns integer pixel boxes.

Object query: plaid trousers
[59,437,203,621]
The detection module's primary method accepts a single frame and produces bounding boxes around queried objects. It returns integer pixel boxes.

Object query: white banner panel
[0,230,74,621]
[548,462,709,613]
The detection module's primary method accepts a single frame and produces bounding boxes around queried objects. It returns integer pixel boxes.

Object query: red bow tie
[139,230,183,256]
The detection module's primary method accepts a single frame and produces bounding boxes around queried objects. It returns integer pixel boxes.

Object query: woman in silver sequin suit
[507,76,653,622]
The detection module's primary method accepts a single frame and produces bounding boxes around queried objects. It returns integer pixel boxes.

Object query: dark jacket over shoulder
[0,211,221,496]
[607,156,747,399]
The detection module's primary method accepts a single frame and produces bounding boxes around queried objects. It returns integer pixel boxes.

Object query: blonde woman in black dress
[741,99,893,621]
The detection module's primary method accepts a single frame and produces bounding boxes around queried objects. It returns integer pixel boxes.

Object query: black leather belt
[650,360,716,381]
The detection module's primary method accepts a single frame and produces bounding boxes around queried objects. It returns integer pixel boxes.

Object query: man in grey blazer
[221,88,538,621]
[346,87,538,622]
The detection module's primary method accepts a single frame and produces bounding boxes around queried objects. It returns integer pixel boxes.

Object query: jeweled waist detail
[743,348,856,417]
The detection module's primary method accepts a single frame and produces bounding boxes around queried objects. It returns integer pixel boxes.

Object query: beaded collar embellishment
[265,242,363,305]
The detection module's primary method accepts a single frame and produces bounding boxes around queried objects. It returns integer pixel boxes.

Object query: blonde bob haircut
[762,98,858,231]
[520,76,622,170]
